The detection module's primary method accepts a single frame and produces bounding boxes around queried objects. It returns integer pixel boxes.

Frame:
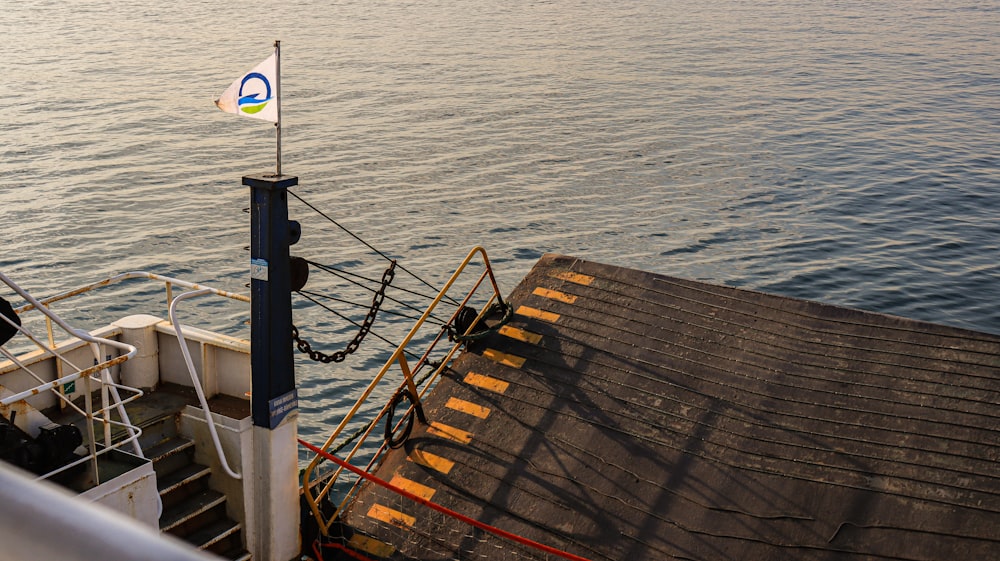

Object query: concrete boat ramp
[337,253,1000,560]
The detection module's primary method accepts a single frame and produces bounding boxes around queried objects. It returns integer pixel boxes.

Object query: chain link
[292,261,396,363]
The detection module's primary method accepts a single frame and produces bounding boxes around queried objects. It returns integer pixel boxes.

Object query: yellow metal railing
[301,246,506,536]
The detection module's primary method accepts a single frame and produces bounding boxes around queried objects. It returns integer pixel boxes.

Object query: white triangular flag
[215,53,278,123]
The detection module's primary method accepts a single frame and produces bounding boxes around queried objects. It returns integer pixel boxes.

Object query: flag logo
[238,72,272,115]
[216,53,278,123]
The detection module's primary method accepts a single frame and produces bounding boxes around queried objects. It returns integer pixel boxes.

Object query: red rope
[300,439,593,561]
[316,540,379,561]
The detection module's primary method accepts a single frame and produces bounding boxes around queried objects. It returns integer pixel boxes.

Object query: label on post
[268,389,298,428]
[250,258,269,281]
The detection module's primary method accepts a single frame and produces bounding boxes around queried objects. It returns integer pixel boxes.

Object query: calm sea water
[3,0,999,439]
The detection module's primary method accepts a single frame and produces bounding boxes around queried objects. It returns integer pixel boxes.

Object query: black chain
[292,261,396,363]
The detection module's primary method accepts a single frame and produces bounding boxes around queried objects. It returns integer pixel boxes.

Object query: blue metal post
[244,174,299,429]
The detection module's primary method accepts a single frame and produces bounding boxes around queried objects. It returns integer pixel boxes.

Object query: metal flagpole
[275,40,282,176]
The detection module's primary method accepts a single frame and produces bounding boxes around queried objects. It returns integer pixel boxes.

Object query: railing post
[243,173,301,561]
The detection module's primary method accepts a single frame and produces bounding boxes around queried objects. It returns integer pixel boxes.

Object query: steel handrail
[6,271,248,383]
[0,342,147,470]
[0,271,138,365]
[0,271,142,484]
[12,271,249,315]
[326,289,499,518]
[1,270,247,488]
[169,289,242,480]
[301,246,505,536]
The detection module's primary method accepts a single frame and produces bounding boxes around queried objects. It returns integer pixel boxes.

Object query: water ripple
[2,0,998,439]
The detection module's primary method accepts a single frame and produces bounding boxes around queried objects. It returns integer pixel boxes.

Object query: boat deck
[338,253,1000,560]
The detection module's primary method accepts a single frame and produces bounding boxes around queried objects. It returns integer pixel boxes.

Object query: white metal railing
[1,270,251,491]
[169,288,242,480]
[9,271,250,316]
[0,271,141,485]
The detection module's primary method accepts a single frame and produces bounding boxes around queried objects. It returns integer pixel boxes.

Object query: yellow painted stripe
[464,372,510,394]
[347,534,396,558]
[516,305,560,323]
[446,396,491,419]
[389,474,436,500]
[367,504,415,527]
[428,421,473,444]
[499,325,542,345]
[408,449,455,474]
[483,348,527,368]
[533,286,577,303]
[550,270,595,286]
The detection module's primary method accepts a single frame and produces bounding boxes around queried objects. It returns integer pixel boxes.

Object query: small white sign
[250,258,269,281]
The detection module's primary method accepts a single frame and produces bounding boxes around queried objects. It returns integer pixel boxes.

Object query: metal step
[185,517,243,553]
[54,384,251,558]
[130,411,181,450]
[160,488,226,533]
[154,451,249,558]
[88,385,249,558]
[157,462,211,497]
[146,436,196,479]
